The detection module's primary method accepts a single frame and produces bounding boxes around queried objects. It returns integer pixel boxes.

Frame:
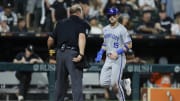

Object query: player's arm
[95,41,106,62]
[30,58,43,64]
[13,58,23,64]
[117,27,132,55]
[13,53,26,64]
[101,42,107,50]
[123,42,132,52]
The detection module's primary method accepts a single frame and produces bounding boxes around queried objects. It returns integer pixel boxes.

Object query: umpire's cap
[26,44,34,53]
[106,7,119,15]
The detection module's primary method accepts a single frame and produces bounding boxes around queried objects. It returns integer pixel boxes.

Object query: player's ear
[116,14,120,18]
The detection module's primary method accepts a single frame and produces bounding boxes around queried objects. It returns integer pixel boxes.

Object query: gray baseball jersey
[100,23,131,101]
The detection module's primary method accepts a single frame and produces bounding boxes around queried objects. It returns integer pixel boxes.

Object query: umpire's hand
[72,55,82,62]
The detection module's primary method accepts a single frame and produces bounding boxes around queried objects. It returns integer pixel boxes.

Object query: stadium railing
[0,62,179,101]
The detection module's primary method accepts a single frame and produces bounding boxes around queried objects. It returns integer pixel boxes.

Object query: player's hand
[109,51,118,60]
[20,57,28,64]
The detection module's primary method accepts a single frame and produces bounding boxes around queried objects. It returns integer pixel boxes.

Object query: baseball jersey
[103,23,132,55]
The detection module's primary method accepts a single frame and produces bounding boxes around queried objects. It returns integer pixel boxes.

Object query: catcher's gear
[95,49,105,62]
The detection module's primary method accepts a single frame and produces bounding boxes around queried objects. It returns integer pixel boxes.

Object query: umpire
[47,4,87,101]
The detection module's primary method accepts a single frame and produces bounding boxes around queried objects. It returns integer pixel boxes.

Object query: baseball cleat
[124,78,131,96]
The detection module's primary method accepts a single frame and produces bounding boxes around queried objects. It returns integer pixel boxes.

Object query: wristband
[99,48,105,54]
[102,43,106,47]
[116,48,124,55]
[79,53,84,57]
[124,44,129,51]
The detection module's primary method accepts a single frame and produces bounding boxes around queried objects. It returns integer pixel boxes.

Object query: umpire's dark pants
[55,49,83,101]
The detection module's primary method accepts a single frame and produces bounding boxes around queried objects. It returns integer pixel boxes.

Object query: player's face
[25,48,32,58]
[107,14,119,24]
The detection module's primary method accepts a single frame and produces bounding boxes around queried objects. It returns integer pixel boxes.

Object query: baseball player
[95,7,132,101]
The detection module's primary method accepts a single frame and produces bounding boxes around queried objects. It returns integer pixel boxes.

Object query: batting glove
[95,49,105,62]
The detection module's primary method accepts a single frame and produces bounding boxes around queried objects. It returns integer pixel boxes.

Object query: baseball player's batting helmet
[106,7,119,15]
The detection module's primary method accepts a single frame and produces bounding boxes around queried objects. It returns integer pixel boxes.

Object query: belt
[66,46,78,51]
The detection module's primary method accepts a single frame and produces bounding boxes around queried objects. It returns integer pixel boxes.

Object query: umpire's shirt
[50,15,86,48]
[50,15,86,101]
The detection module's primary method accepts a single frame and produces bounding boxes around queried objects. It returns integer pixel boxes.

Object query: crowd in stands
[0,0,179,35]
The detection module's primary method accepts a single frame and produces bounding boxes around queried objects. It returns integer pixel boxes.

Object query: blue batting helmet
[106,7,119,15]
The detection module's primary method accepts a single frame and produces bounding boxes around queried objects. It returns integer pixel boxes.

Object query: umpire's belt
[66,46,78,51]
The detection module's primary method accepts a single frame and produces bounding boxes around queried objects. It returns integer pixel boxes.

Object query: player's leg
[100,59,112,86]
[100,59,112,99]
[111,57,126,101]
[122,77,131,96]
[121,59,131,96]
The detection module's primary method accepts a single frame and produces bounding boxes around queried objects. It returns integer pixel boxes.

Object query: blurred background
[0,0,180,101]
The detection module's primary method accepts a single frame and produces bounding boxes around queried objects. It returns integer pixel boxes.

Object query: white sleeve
[12,12,17,26]
[122,27,132,44]
[102,27,107,47]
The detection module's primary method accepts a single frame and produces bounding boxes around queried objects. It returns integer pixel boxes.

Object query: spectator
[161,0,174,19]
[0,16,10,32]
[0,5,3,12]
[51,0,68,24]
[40,0,56,32]
[79,0,90,20]
[13,45,43,101]
[26,0,42,31]
[14,0,27,18]
[171,16,180,35]
[155,10,173,34]
[127,0,139,10]
[89,16,103,35]
[0,3,17,30]
[121,14,134,34]
[118,0,134,18]
[88,0,104,18]
[138,0,156,11]
[136,11,158,34]
[12,18,27,32]
[149,72,172,87]
[173,0,180,15]
[154,0,161,11]
[126,49,146,64]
